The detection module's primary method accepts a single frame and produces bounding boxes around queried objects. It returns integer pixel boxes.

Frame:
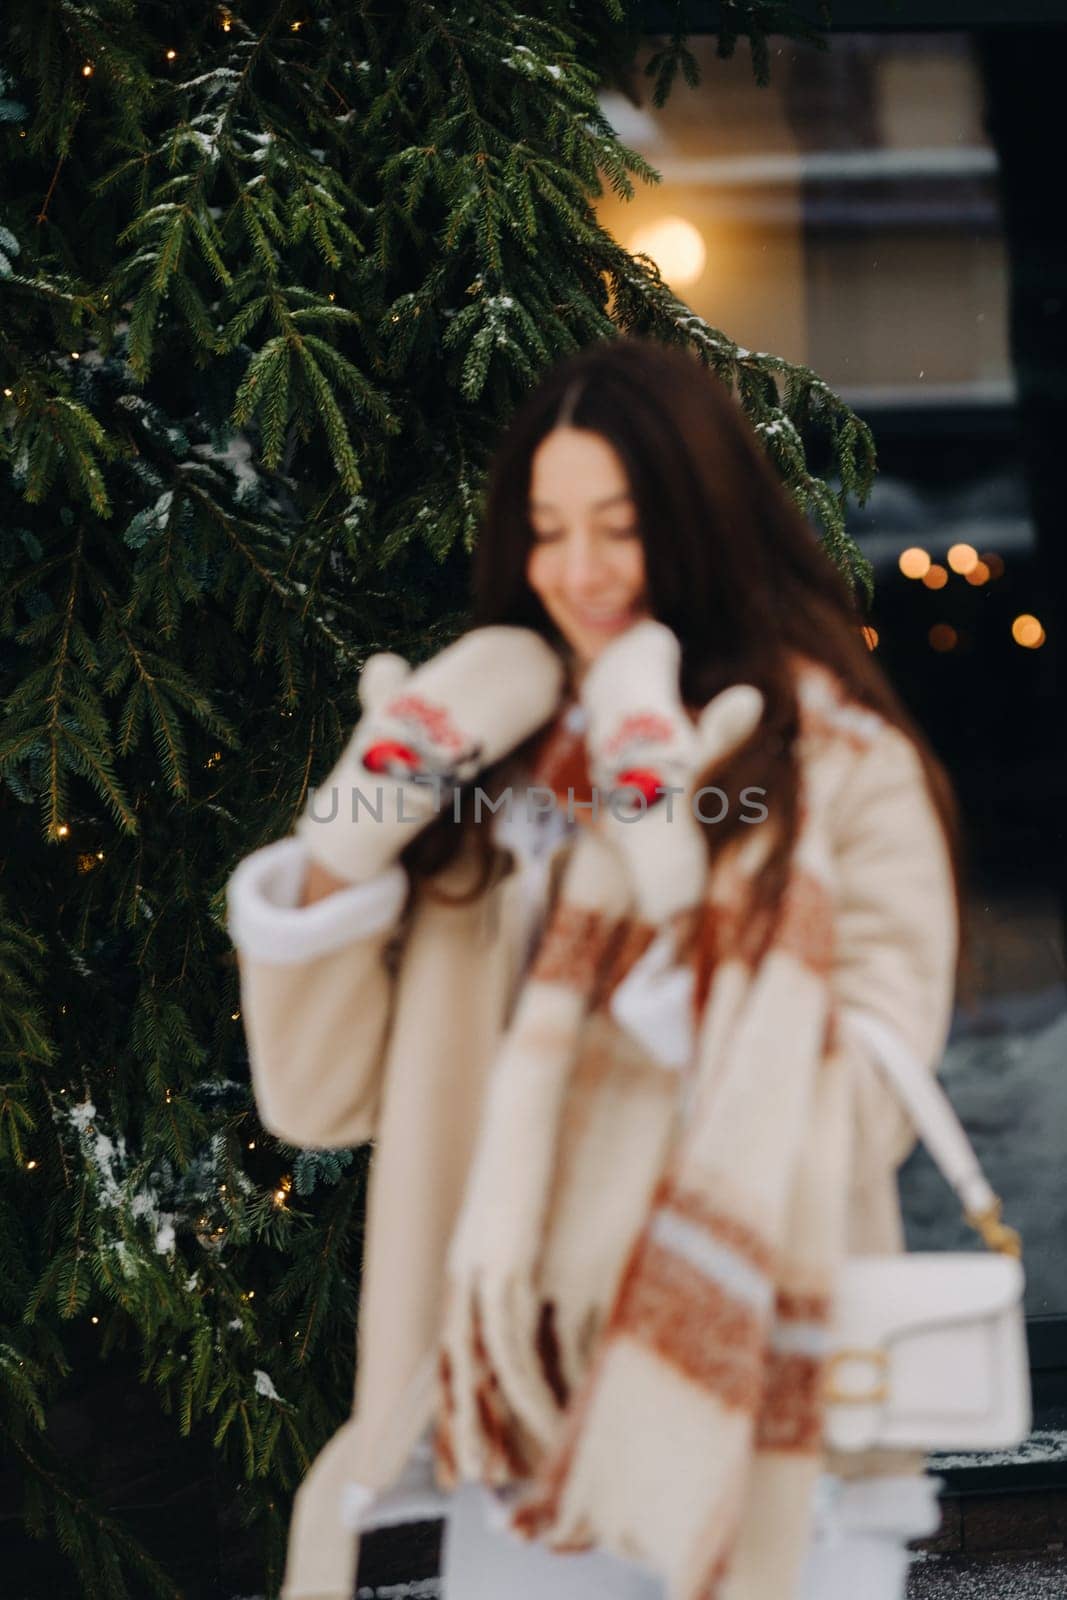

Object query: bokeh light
[1012,614,1046,649]
[628,217,707,287]
[947,543,979,575]
[899,547,931,580]
[929,623,958,652]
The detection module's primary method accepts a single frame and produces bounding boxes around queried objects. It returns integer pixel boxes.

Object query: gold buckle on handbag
[964,1195,1023,1258]
[822,1348,890,1405]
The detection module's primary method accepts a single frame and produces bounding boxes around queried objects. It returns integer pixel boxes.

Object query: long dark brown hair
[401,336,967,980]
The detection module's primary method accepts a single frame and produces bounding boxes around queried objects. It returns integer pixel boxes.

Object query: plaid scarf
[436,659,886,1600]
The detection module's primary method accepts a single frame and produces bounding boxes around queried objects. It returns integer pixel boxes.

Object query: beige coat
[229,717,958,1600]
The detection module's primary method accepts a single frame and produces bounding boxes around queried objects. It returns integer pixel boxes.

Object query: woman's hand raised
[295,627,565,886]
[580,620,763,923]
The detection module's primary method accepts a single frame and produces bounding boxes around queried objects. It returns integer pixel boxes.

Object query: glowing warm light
[3,388,12,398]
[1012,614,1045,649]
[70,351,80,360]
[928,624,957,652]
[921,564,948,590]
[231,1010,240,1021]
[981,552,1004,579]
[964,562,990,587]
[165,49,177,60]
[628,216,707,288]
[91,1315,99,1324]
[898,547,930,580]
[947,543,978,575]
[26,1160,37,1170]
[82,63,94,77]
[57,824,70,837]
[861,625,878,650]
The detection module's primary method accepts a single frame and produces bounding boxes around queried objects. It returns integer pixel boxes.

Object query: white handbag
[824,1007,1032,1454]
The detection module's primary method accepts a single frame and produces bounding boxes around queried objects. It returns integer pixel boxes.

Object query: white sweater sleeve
[226,836,408,966]
[609,928,696,1069]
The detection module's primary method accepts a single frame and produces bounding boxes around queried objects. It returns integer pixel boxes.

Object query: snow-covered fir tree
[0,2,865,1593]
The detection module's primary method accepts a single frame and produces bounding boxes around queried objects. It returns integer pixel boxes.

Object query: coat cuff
[226,837,408,965]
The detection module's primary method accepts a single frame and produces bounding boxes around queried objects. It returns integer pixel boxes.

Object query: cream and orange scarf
[435,659,888,1600]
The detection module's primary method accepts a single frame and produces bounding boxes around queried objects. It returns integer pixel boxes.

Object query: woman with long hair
[227,336,962,1600]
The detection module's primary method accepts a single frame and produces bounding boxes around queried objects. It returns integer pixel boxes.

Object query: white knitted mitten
[295,626,565,883]
[581,620,764,922]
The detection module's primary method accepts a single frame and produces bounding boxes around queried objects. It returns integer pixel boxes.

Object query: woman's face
[525,427,650,668]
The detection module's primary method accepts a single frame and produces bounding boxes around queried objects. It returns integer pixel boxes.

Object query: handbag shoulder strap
[837,1006,1022,1258]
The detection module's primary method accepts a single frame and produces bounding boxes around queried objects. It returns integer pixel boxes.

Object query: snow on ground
[899,993,1067,1316]
[908,1553,1067,1598]
[931,1430,1067,1472]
